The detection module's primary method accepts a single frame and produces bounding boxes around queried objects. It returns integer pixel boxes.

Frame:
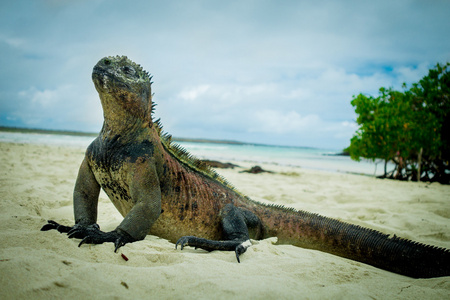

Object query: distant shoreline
[0,126,98,137]
[0,126,341,152]
[0,126,244,145]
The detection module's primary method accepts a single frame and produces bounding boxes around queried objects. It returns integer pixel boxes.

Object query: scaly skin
[42,56,450,278]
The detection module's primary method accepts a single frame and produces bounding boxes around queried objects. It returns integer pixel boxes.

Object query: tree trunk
[417,147,423,182]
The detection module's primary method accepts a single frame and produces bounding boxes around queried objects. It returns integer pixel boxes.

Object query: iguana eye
[122,66,136,76]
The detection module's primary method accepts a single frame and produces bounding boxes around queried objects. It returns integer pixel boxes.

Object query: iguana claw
[40,220,72,233]
[67,223,101,239]
[114,237,130,252]
[73,226,134,252]
[235,245,245,263]
[175,236,192,250]
[235,240,252,263]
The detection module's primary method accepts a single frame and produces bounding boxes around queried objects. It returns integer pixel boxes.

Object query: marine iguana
[41,56,450,278]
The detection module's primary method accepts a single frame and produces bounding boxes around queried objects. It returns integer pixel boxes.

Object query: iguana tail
[250,204,449,278]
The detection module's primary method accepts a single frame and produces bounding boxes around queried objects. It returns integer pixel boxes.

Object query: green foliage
[346,62,450,183]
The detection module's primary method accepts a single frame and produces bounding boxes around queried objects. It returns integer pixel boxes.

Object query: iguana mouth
[92,66,109,90]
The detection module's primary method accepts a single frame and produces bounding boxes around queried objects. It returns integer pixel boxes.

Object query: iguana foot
[77,230,134,252]
[176,236,225,251]
[175,236,252,263]
[41,220,134,252]
[175,204,258,262]
[68,225,134,252]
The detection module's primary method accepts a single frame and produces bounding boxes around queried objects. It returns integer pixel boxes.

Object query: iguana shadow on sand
[41,56,449,278]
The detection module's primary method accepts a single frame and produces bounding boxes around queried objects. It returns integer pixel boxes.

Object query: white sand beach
[0,142,449,299]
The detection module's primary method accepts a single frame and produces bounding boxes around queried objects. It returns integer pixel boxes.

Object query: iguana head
[92,56,153,125]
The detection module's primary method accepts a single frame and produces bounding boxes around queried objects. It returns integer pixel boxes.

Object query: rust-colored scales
[150,147,243,243]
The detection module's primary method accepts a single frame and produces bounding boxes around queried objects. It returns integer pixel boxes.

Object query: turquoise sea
[0,131,388,176]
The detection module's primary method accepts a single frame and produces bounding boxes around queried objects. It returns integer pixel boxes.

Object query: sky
[1,0,449,149]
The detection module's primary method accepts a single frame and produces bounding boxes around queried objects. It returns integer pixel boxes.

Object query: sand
[0,142,449,299]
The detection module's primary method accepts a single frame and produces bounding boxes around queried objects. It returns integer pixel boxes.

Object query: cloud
[173,83,276,111]
[0,34,26,48]
[250,110,320,134]
[19,86,69,107]
[178,85,210,101]
[9,85,102,130]
[392,63,434,87]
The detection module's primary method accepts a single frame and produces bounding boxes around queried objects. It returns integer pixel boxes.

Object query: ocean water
[179,141,386,175]
[0,131,386,176]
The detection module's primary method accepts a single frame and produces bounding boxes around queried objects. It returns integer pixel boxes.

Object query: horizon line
[0,125,334,151]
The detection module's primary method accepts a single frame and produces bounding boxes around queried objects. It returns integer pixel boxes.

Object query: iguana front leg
[114,162,162,241]
[41,157,104,239]
[176,204,257,262]
[72,159,162,250]
[42,157,162,252]
[41,157,132,250]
